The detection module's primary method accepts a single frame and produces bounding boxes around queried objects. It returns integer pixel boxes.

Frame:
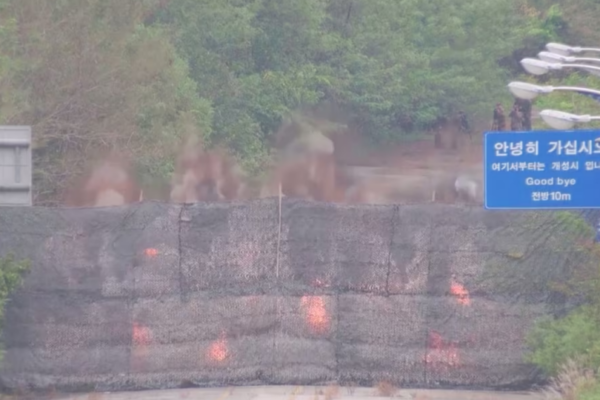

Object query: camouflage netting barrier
[0,199,587,392]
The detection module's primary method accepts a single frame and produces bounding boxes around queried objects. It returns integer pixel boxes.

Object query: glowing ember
[312,278,330,288]
[130,323,151,372]
[450,281,470,306]
[424,331,460,370]
[300,295,330,334]
[132,322,151,346]
[144,248,159,257]
[206,332,229,363]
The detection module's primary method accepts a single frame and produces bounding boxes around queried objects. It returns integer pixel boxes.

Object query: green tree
[160,0,543,163]
[527,305,600,376]
[0,0,213,204]
[0,254,29,362]
[3,0,593,202]
[525,73,600,130]
[493,212,600,382]
[527,0,598,45]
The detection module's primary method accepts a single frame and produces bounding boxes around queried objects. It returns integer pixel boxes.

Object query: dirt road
[57,385,544,400]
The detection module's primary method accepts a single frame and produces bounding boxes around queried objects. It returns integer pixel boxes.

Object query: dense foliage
[0,0,213,202]
[530,73,600,130]
[0,0,586,203]
[482,209,600,399]
[0,254,29,361]
[523,224,600,399]
[157,0,537,158]
[528,306,600,376]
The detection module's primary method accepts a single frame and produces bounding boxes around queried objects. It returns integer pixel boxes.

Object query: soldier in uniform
[491,103,506,131]
[457,110,472,143]
[514,98,532,130]
[509,104,522,131]
[458,111,470,133]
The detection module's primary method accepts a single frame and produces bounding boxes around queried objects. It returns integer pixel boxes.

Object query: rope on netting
[274,182,283,356]
[276,182,282,278]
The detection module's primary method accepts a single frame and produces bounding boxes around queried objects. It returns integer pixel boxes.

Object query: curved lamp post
[538,51,600,77]
[539,109,600,130]
[546,42,600,57]
[506,44,600,131]
[538,51,600,65]
[507,81,600,102]
[520,58,600,76]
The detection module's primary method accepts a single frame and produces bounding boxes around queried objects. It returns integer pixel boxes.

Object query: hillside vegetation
[0,0,594,203]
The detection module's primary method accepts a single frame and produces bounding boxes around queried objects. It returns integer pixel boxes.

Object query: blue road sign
[484,130,600,210]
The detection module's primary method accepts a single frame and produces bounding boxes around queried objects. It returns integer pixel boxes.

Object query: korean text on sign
[494,141,539,156]
[493,139,600,157]
[490,162,545,171]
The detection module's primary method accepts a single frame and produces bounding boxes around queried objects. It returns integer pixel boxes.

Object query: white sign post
[0,126,32,206]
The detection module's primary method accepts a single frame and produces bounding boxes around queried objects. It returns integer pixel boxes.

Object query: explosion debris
[450,281,471,306]
[424,331,461,371]
[170,138,245,203]
[64,156,142,207]
[62,112,483,206]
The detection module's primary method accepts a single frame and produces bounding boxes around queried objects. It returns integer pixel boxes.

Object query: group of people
[492,98,532,131]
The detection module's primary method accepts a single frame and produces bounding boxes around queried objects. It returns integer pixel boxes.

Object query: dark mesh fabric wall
[0,199,575,392]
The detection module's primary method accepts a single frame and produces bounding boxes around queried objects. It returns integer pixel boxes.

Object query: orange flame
[300,295,330,334]
[206,331,229,363]
[450,281,470,306]
[424,331,460,369]
[144,248,159,257]
[132,322,151,346]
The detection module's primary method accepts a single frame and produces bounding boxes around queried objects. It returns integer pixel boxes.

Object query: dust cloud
[64,154,142,207]
[62,112,483,207]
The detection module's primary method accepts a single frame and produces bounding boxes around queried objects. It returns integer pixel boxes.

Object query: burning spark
[206,331,229,363]
[132,322,151,346]
[300,295,330,334]
[130,322,151,372]
[450,281,470,306]
[312,278,330,288]
[144,248,159,257]
[424,331,460,369]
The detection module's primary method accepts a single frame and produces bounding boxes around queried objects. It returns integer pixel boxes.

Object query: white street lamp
[538,51,600,65]
[507,81,600,101]
[538,51,600,77]
[546,42,600,57]
[539,109,600,130]
[520,58,600,76]
[508,44,600,132]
